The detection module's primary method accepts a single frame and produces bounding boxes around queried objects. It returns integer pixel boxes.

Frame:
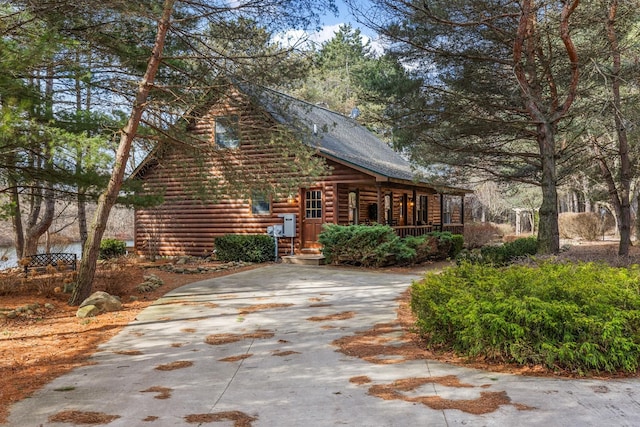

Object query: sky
[318,0,379,43]
[319,0,363,31]
[275,0,383,54]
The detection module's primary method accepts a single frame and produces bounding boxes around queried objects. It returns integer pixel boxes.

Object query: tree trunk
[22,142,56,257]
[70,0,175,305]
[78,190,88,247]
[584,188,592,213]
[537,122,560,254]
[636,193,640,240]
[76,50,89,248]
[513,0,579,255]
[9,176,24,259]
[528,211,535,234]
[23,185,55,256]
[605,0,631,256]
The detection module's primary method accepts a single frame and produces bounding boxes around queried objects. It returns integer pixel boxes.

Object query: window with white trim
[215,115,240,149]
[251,192,271,215]
[305,190,322,219]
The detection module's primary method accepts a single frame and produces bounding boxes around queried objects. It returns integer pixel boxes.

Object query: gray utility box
[278,213,296,238]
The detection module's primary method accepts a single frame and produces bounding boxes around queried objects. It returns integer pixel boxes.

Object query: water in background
[0,240,134,270]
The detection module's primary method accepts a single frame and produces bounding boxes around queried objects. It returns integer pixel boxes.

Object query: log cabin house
[132,83,470,258]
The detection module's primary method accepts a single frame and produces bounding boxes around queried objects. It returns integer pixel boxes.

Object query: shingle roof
[254,87,419,182]
[133,82,470,194]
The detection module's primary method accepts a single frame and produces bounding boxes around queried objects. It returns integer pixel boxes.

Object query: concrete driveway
[6,264,640,426]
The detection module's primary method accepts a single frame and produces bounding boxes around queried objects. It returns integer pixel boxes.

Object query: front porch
[338,182,468,238]
[391,223,465,238]
[297,179,470,254]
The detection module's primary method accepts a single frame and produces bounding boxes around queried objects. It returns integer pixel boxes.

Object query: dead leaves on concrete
[333,320,425,364]
[272,350,301,357]
[219,354,253,362]
[205,330,274,345]
[48,410,120,424]
[335,290,533,415]
[140,386,172,399]
[365,376,519,415]
[238,303,293,315]
[307,311,355,322]
[184,410,256,426]
[154,360,193,371]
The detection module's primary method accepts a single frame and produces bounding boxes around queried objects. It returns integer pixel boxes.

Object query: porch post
[333,183,339,224]
[412,188,417,225]
[440,193,444,228]
[461,195,465,224]
[376,184,383,224]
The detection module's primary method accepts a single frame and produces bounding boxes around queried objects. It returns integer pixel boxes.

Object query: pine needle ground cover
[411,262,640,375]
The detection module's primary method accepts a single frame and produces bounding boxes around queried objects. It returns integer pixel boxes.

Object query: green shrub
[319,225,462,266]
[99,239,126,260]
[404,232,463,261]
[319,224,415,267]
[411,262,640,374]
[505,236,538,257]
[456,236,537,266]
[214,234,275,263]
[403,235,438,263]
[428,231,464,258]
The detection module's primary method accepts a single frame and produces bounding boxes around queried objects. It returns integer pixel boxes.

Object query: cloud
[274,24,384,56]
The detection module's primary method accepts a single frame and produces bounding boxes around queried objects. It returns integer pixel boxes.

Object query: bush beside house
[214,234,275,263]
[318,224,463,267]
[99,239,127,260]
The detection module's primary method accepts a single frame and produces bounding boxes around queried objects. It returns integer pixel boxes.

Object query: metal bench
[23,253,77,273]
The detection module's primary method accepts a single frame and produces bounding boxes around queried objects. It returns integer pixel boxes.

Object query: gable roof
[261,91,413,177]
[132,82,470,195]
[244,85,470,194]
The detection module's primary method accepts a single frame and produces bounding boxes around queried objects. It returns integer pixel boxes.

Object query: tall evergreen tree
[583,0,640,255]
[350,0,583,254]
[288,24,421,139]
[1,5,117,257]
[7,0,337,304]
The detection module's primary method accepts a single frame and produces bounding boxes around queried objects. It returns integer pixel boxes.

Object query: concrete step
[281,255,326,266]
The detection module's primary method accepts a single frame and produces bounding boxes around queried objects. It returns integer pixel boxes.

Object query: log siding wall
[135,94,305,257]
[135,89,465,258]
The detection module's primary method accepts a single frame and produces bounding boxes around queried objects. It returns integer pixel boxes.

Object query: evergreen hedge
[411,262,640,374]
[214,234,275,263]
[455,236,538,266]
[318,224,463,267]
[318,224,413,267]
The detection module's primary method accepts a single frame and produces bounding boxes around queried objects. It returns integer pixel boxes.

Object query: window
[443,197,452,224]
[384,194,393,225]
[215,115,240,148]
[251,192,270,215]
[305,190,322,219]
[417,195,428,224]
[348,191,358,224]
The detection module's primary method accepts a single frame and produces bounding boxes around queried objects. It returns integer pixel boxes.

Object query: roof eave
[318,151,388,181]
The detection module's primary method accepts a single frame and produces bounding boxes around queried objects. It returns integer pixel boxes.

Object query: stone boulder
[136,274,164,293]
[76,304,101,318]
[79,291,122,314]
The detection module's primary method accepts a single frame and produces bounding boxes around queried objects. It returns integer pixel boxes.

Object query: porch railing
[392,224,464,238]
